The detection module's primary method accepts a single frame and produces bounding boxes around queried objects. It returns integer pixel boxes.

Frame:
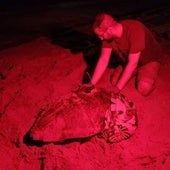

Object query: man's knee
[136,80,155,96]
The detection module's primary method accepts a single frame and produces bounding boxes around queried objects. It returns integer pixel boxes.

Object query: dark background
[0,0,169,51]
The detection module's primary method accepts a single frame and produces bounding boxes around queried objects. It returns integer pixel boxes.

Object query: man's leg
[136,61,161,96]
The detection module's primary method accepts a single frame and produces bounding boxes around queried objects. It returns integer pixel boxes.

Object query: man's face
[94,27,111,40]
[93,13,118,41]
[94,26,117,41]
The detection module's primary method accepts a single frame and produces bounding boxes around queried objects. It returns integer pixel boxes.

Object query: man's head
[93,13,118,40]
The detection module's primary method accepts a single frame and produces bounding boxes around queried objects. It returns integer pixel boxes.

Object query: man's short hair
[93,13,116,31]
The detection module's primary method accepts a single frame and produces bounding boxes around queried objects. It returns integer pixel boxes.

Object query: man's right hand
[79,83,95,93]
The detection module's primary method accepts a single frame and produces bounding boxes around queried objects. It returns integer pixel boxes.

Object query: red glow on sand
[0,37,170,169]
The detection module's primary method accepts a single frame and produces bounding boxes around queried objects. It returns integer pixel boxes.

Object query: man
[84,13,162,96]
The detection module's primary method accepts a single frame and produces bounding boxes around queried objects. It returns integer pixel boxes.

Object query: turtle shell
[29,87,111,143]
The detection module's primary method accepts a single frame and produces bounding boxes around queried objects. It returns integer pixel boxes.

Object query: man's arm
[116,51,141,90]
[91,47,112,85]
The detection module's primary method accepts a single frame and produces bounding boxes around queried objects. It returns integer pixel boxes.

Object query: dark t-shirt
[103,20,162,66]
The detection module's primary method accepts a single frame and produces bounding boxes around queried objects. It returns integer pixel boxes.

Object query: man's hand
[79,83,95,93]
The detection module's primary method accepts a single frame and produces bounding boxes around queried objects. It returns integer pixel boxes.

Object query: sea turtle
[29,86,110,143]
[29,86,138,143]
